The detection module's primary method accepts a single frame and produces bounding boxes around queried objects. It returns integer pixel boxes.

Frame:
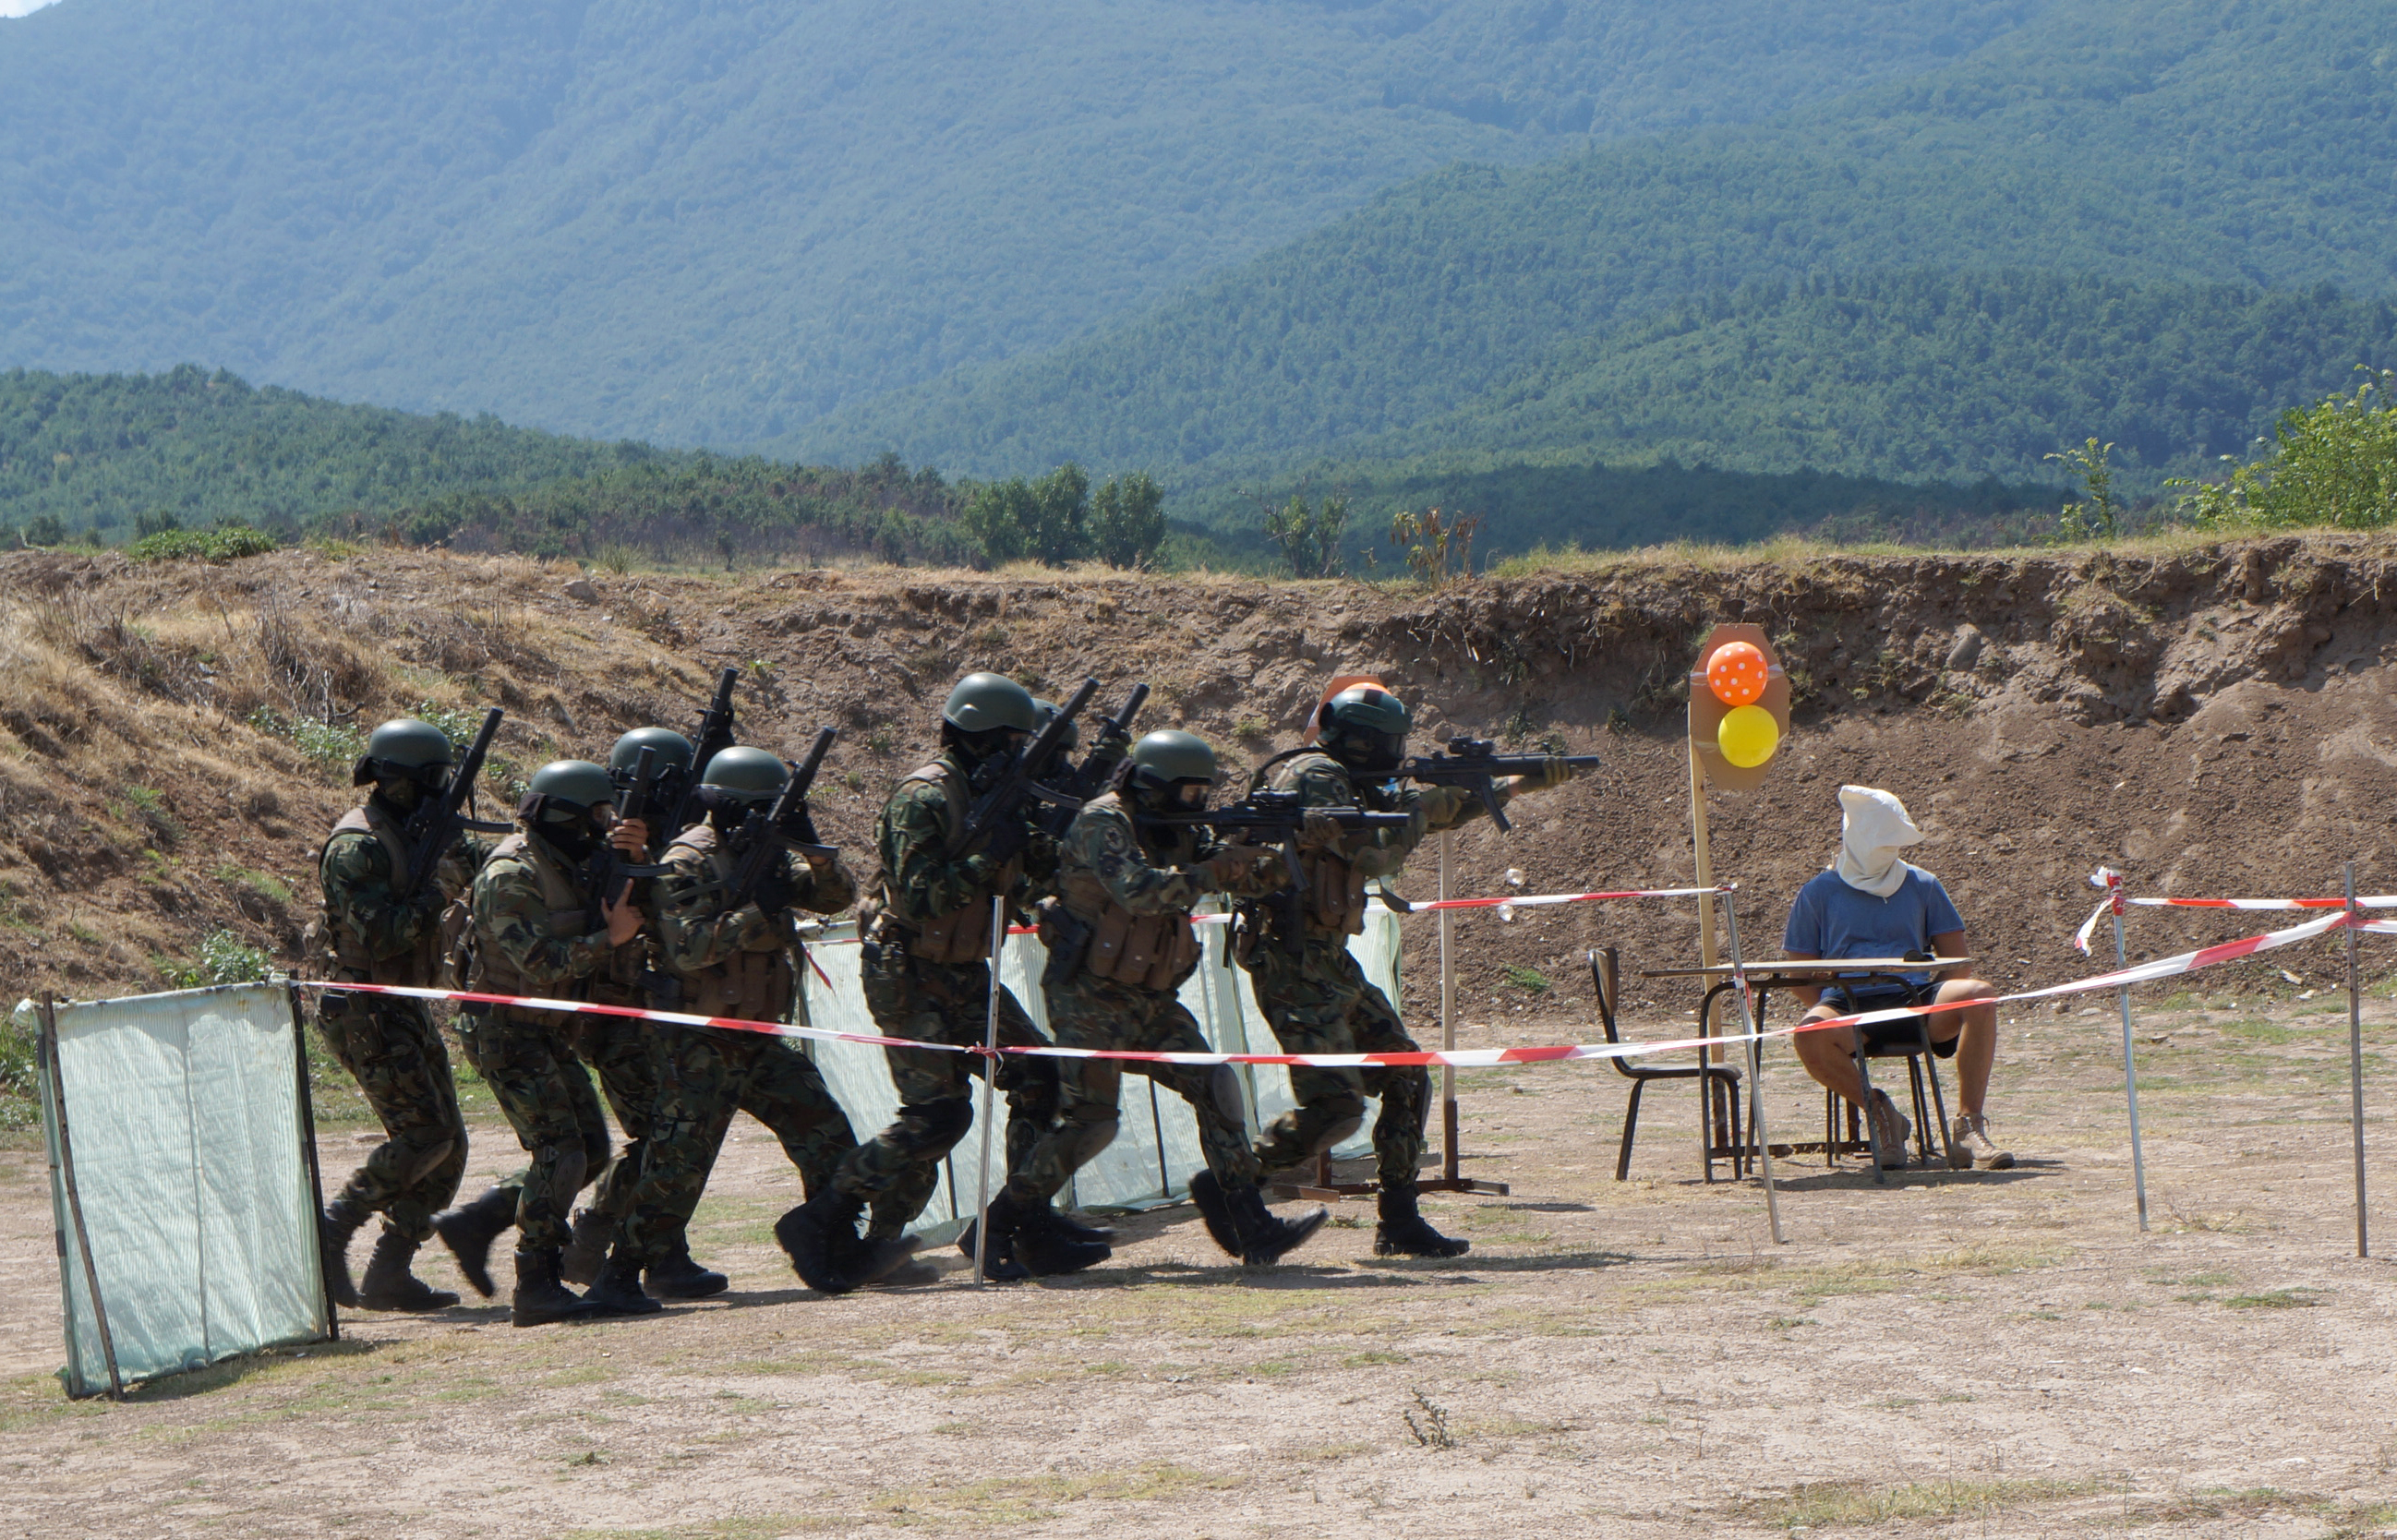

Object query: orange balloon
[1706,641,1768,706]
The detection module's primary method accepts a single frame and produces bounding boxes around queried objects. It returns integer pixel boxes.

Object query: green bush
[2176,371,2397,531]
[246,707,367,779]
[0,1007,38,1133]
[1090,472,1166,570]
[164,930,279,990]
[125,523,280,562]
[960,463,1091,567]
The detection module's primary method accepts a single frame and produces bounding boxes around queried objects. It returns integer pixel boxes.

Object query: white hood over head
[1834,785,1924,898]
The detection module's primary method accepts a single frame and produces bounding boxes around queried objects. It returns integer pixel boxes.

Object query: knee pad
[1203,1065,1247,1130]
[914,1097,975,1149]
[1058,1106,1120,1170]
[549,1149,589,1214]
[403,1137,457,1185]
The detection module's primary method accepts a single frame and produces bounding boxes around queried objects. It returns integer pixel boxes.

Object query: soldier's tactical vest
[866,759,1018,966]
[663,824,796,1022]
[1053,794,1203,993]
[316,803,448,985]
[1257,752,1371,938]
[464,832,591,996]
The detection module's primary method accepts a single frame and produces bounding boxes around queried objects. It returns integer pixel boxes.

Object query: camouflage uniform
[1238,750,1499,1189]
[459,826,619,1252]
[619,828,863,1264]
[826,748,1059,1237]
[315,801,488,1243]
[1012,791,1276,1204]
[572,938,674,1242]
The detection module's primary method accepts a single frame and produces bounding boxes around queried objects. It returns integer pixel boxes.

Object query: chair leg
[1728,1075,1747,1179]
[1617,1081,1644,1182]
[1924,1051,1957,1170]
[1908,1059,1934,1165]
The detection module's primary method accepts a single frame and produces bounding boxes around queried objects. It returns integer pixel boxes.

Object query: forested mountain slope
[811,0,2397,491]
[0,0,2044,445]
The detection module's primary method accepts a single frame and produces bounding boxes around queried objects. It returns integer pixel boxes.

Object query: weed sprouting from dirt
[1501,965,1552,994]
[162,930,277,989]
[2222,1288,2324,1309]
[1403,1388,1457,1450]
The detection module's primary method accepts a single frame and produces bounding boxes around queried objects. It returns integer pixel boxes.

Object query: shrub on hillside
[2176,371,2397,530]
[126,523,280,562]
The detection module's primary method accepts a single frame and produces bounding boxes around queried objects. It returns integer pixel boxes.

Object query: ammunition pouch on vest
[465,833,591,999]
[870,760,1014,967]
[317,803,448,987]
[662,824,797,1022]
[1049,804,1203,993]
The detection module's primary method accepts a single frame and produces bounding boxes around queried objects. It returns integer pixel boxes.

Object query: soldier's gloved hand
[1299,810,1343,849]
[602,892,644,946]
[1530,754,1573,789]
[1230,852,1295,899]
[980,812,1030,865]
[754,864,798,915]
[1199,844,1271,892]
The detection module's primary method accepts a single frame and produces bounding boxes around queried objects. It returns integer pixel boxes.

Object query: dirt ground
[6,981,2397,1539]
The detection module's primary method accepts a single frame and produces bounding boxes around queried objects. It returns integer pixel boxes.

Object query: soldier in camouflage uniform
[314,718,493,1312]
[459,759,654,1326]
[1004,729,1327,1272]
[1239,683,1572,1257]
[776,672,1073,1293]
[556,727,706,1296]
[622,747,919,1296]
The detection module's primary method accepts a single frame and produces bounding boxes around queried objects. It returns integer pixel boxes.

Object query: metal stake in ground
[2109,892,2151,1233]
[970,900,1007,1288]
[2346,862,2369,1259]
[1716,896,1785,1245]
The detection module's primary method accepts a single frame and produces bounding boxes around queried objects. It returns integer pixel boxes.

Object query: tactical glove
[1532,754,1572,788]
[1298,811,1344,850]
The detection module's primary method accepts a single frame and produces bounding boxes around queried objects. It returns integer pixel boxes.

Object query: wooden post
[42,993,123,1399]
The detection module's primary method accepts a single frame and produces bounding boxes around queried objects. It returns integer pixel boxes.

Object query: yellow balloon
[1717,704,1779,768]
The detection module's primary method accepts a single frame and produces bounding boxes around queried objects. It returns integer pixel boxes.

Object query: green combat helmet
[1030,697,1082,757]
[353,717,455,788]
[524,760,617,813]
[700,745,789,804]
[1127,729,1218,809]
[609,727,695,777]
[942,672,1038,734]
[1316,685,1412,774]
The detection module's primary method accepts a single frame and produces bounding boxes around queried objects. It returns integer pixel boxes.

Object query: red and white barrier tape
[2074,864,2397,952]
[299,907,2394,1069]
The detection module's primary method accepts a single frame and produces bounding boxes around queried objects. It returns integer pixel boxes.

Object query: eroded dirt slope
[4,535,2395,1014]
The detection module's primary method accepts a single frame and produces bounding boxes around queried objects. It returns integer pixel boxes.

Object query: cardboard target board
[1687,623,1791,793]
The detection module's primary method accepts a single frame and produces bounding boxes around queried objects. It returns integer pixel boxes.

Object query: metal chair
[1826,994,1958,1179]
[1590,948,1744,1182]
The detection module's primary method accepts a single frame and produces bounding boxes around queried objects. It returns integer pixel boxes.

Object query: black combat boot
[1010,1203,1111,1277]
[1043,1209,1116,1245]
[510,1247,597,1328]
[356,1225,461,1311]
[432,1185,517,1298]
[955,1193,1036,1283]
[1226,1181,1329,1267]
[1373,1183,1469,1258]
[775,1186,861,1295]
[559,1206,615,1287]
[1185,1170,1244,1258]
[318,1197,367,1308]
[834,1220,928,1289]
[582,1245,663,1317]
[644,1242,729,1300]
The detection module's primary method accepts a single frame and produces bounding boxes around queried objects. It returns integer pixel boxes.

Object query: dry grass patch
[1741,1474,2099,1530]
[1632,1243,2060,1307]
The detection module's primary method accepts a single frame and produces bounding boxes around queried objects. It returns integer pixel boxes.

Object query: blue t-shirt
[1782,867,1965,986]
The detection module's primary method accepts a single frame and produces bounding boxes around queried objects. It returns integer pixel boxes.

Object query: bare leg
[1790,1015,1867,1107]
[1935,978,1999,1119]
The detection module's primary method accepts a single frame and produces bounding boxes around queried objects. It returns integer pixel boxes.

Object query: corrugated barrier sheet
[33,985,329,1396]
[802,909,1397,1243]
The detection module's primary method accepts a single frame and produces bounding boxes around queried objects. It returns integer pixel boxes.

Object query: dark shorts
[1819,981,1959,1058]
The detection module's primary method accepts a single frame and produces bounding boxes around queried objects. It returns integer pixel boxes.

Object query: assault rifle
[1396,736,1602,833]
[957,676,1099,851]
[584,745,674,930]
[723,728,839,911]
[1022,681,1150,836]
[669,666,742,830]
[1139,789,1410,956]
[397,706,513,899]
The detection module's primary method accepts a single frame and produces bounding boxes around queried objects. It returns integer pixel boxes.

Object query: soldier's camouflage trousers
[1242,935,1428,1191]
[455,1007,612,1252]
[829,944,1059,1238]
[317,993,468,1243]
[619,1027,859,1265]
[1008,973,1257,1205]
[577,1013,668,1234]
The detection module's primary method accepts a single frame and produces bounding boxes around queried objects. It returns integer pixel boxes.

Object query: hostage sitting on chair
[1781,785,2014,1171]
